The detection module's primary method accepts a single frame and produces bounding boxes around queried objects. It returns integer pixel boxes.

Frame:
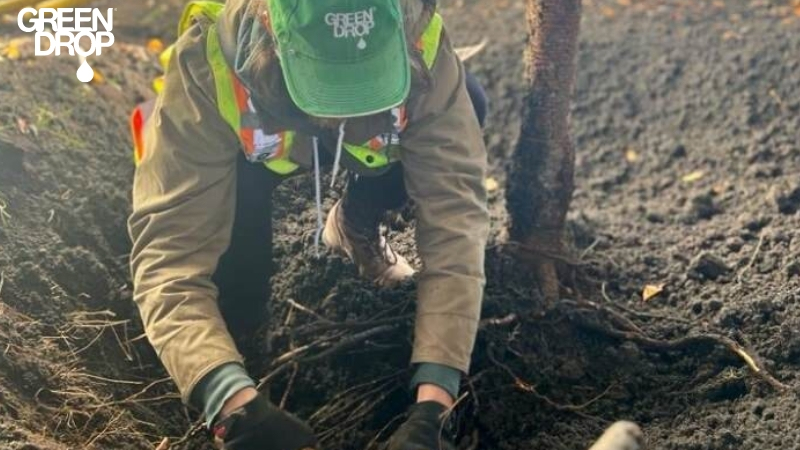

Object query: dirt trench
[1,1,800,449]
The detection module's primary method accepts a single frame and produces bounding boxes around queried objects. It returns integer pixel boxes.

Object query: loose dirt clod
[689,252,732,281]
[774,183,800,215]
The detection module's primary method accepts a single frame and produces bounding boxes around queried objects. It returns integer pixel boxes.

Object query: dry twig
[487,346,611,422]
[738,233,765,283]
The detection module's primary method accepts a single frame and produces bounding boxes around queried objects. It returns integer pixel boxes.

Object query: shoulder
[406,28,464,124]
[165,23,221,107]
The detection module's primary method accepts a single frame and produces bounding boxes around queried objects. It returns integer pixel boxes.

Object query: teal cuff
[191,362,256,427]
[410,362,462,400]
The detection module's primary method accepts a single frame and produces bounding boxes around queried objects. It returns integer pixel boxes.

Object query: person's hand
[213,393,318,450]
[386,401,455,450]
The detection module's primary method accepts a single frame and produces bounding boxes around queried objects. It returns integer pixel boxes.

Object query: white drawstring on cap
[330,120,347,188]
[312,136,324,258]
[312,120,347,257]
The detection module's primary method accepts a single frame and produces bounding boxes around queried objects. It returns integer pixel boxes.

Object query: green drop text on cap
[267,0,411,118]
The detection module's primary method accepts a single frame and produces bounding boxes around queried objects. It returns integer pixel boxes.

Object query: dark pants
[342,71,488,231]
[214,72,489,342]
[212,156,280,344]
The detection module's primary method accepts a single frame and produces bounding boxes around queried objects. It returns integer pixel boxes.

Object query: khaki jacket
[129,0,489,402]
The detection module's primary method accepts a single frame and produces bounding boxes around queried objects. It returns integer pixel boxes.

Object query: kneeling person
[128,0,489,448]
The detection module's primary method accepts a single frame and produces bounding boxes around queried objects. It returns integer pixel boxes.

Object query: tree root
[487,345,613,422]
[171,292,791,448]
[557,299,791,393]
[172,322,406,448]
[503,229,583,306]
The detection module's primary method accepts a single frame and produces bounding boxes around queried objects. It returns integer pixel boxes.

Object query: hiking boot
[323,200,415,286]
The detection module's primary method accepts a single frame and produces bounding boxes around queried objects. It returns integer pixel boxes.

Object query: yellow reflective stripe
[264,132,300,175]
[179,1,225,36]
[207,24,299,176]
[264,159,300,175]
[158,45,174,70]
[343,143,390,169]
[158,1,219,71]
[206,25,240,133]
[153,76,165,94]
[420,12,443,69]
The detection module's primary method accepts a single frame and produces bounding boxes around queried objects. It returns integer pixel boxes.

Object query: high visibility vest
[130,1,444,176]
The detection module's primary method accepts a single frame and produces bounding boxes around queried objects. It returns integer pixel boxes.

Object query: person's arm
[128,24,242,403]
[400,30,490,376]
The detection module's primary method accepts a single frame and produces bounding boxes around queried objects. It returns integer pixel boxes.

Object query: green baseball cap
[267,0,410,118]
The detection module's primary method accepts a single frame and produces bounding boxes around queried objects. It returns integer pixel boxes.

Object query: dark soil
[1,1,800,449]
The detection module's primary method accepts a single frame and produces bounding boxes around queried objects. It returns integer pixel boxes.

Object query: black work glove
[213,393,318,450]
[386,401,456,450]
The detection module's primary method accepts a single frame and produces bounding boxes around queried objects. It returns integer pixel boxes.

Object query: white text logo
[325,8,375,49]
[18,8,115,82]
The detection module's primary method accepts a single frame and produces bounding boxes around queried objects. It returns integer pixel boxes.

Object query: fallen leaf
[711,183,727,195]
[625,148,639,163]
[682,171,705,183]
[485,177,499,192]
[642,284,665,302]
[2,43,19,60]
[794,2,800,17]
[600,6,616,18]
[15,117,29,135]
[90,68,106,84]
[616,0,631,6]
[146,38,165,55]
[721,30,740,41]
[0,38,26,60]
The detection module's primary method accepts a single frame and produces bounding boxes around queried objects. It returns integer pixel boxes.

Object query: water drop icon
[357,38,367,50]
[77,61,94,83]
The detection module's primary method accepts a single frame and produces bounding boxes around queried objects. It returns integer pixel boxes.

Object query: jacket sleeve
[400,31,490,373]
[128,25,243,402]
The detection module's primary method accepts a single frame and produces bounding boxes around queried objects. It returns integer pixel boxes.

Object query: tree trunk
[506,0,582,301]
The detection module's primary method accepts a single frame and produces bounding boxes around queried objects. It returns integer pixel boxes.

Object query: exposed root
[171,286,791,449]
[503,230,584,306]
[279,363,299,409]
[557,299,791,393]
[737,233,766,283]
[260,324,403,388]
[155,437,170,450]
[175,322,409,446]
[0,303,174,449]
[285,298,335,324]
[504,240,582,267]
[43,310,135,361]
[311,373,403,446]
[480,294,791,408]
[487,345,611,422]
